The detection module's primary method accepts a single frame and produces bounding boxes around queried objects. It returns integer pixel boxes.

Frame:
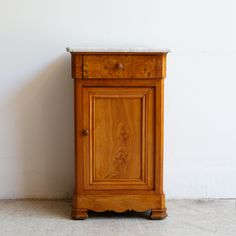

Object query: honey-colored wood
[83,55,159,79]
[70,51,168,220]
[83,87,154,191]
[72,53,167,79]
[150,208,167,220]
[73,195,164,213]
[72,54,82,79]
[71,208,88,220]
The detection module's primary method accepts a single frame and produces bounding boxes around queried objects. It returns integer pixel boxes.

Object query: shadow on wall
[7,54,74,199]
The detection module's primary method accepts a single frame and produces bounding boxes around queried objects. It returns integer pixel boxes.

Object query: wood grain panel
[93,96,143,181]
[83,87,154,190]
[72,55,82,78]
[73,194,166,213]
[83,55,160,79]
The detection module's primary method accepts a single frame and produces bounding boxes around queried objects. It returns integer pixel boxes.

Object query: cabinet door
[83,87,155,190]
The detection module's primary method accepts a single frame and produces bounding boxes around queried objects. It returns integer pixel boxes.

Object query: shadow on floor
[88,210,151,219]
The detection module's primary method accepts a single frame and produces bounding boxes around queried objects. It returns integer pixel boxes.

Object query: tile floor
[0,200,235,236]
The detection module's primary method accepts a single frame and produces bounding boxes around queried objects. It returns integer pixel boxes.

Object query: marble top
[66,47,170,53]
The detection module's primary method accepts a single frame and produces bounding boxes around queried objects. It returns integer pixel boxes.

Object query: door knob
[116,62,124,70]
[82,130,89,136]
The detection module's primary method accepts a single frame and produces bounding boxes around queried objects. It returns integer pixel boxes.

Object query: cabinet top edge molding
[66,47,170,54]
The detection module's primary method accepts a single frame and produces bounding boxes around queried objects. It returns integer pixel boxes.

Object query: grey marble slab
[66,47,170,53]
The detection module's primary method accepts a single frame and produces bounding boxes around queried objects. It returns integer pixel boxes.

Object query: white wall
[0,0,235,199]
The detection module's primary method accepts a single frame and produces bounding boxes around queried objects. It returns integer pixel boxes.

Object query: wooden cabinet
[68,50,168,220]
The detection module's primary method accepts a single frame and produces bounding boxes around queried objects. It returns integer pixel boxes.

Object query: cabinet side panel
[72,55,82,79]
[155,80,164,194]
[74,81,84,195]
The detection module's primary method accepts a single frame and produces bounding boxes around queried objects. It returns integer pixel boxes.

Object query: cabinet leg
[150,208,167,220]
[71,208,88,220]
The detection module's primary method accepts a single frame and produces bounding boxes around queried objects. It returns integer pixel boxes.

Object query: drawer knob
[82,129,89,136]
[116,63,124,70]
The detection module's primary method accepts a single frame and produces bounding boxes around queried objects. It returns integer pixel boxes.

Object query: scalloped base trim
[72,194,167,219]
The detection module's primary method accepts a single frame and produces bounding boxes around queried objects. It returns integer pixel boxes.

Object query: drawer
[83,55,161,79]
[72,55,165,79]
